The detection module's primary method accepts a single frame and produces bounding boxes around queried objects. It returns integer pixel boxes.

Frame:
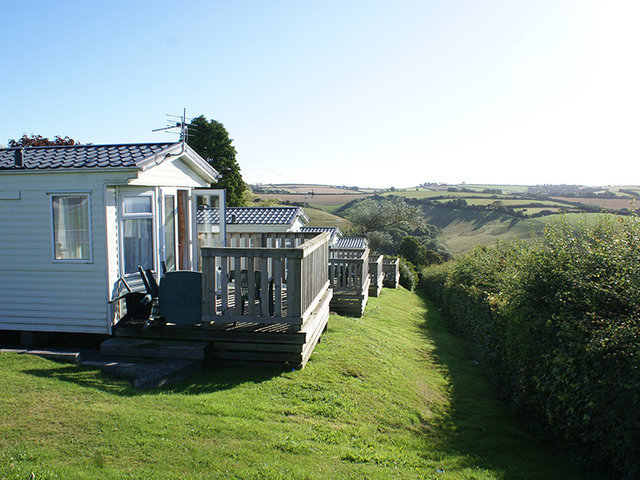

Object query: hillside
[253,183,638,256]
[418,205,546,256]
[304,206,352,229]
[0,289,589,479]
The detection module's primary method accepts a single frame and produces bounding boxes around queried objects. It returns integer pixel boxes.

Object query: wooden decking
[382,257,400,288]
[328,246,370,317]
[368,254,384,297]
[111,232,333,368]
[113,287,331,368]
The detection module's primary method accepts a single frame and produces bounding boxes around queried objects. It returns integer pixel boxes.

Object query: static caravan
[0,142,223,335]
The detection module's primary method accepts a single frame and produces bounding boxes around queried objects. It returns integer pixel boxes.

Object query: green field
[0,289,589,479]
[460,198,568,207]
[419,205,612,256]
[304,206,352,228]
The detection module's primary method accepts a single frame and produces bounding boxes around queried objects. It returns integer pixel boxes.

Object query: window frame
[119,191,156,276]
[48,191,93,264]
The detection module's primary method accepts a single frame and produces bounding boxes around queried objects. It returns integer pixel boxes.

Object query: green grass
[0,289,589,479]
[460,199,567,207]
[419,206,613,256]
[304,206,352,228]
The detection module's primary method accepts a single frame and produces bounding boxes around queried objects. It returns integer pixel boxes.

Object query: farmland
[252,183,639,256]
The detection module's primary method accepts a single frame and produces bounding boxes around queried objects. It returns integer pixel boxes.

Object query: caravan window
[122,195,154,274]
[50,194,92,262]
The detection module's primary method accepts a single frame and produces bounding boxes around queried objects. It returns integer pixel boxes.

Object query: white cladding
[0,155,210,334]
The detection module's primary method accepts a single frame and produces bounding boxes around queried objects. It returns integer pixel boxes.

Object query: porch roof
[334,237,369,250]
[197,206,308,226]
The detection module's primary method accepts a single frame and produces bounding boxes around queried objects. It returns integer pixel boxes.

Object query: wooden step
[100,338,210,360]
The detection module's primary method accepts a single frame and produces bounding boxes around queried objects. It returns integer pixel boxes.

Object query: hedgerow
[421,217,640,478]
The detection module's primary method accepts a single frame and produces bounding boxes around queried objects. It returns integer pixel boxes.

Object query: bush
[398,258,418,291]
[420,217,640,477]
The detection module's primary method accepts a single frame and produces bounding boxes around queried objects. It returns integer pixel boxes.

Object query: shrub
[398,258,418,291]
[420,217,640,477]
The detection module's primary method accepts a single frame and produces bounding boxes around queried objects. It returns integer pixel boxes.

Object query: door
[177,190,189,270]
[119,190,156,277]
[191,189,226,271]
[162,193,177,272]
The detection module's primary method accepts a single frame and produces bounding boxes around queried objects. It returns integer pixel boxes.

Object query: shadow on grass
[23,363,285,397]
[413,290,590,480]
[422,205,522,231]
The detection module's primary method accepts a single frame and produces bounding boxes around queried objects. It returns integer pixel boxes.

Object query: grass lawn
[0,289,589,479]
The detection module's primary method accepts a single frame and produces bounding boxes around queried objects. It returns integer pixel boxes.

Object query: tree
[345,197,425,235]
[399,235,444,268]
[399,236,424,266]
[8,134,78,147]
[187,115,246,207]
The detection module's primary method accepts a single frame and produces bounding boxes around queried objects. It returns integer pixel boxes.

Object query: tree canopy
[8,134,79,147]
[187,115,246,207]
[345,197,425,235]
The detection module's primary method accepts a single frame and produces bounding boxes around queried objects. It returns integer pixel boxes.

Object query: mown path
[0,288,589,479]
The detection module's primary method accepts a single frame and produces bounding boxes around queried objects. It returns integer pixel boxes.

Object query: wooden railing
[201,232,330,327]
[382,257,400,288]
[198,230,318,249]
[368,254,384,297]
[328,247,370,293]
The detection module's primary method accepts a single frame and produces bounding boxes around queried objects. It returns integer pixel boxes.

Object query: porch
[112,231,332,368]
[328,244,370,317]
[382,257,400,288]
[368,254,384,297]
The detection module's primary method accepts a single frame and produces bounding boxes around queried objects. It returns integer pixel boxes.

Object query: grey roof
[0,142,179,170]
[300,226,341,235]
[335,237,369,250]
[300,226,342,244]
[197,206,305,225]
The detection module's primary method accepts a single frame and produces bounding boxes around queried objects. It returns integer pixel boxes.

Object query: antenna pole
[181,107,187,143]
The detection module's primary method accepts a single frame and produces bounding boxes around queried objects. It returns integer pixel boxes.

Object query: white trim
[117,189,156,277]
[160,190,179,272]
[48,192,94,264]
[191,189,226,269]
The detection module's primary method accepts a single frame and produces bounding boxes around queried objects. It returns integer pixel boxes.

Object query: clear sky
[1,0,638,188]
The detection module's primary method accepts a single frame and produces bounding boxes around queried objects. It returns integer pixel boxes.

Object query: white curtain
[123,218,153,274]
[53,196,89,260]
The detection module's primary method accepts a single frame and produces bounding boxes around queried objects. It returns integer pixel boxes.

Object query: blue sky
[1,1,638,187]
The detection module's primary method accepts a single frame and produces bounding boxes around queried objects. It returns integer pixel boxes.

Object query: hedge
[421,217,640,478]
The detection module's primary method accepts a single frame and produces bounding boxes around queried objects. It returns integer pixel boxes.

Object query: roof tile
[197,207,303,226]
[0,143,177,170]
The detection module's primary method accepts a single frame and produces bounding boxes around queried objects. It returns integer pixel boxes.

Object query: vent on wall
[0,191,21,200]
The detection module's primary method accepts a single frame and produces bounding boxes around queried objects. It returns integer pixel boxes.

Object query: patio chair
[157,271,202,326]
[110,277,152,327]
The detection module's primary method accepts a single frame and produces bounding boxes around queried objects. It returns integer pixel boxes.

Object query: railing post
[288,257,301,318]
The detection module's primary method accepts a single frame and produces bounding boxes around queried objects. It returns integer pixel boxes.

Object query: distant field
[255,193,370,206]
[304,207,352,229]
[420,205,616,257]
[255,184,369,195]
[460,184,530,193]
[516,207,567,215]
[460,198,568,207]
[551,196,638,211]
[385,190,503,200]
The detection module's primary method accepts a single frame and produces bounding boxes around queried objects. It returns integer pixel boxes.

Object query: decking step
[100,338,210,360]
[80,357,202,390]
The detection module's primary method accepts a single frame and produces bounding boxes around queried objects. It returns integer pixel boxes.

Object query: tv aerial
[152,108,192,142]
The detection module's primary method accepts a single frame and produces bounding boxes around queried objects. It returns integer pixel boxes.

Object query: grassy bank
[420,205,612,256]
[0,289,588,479]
